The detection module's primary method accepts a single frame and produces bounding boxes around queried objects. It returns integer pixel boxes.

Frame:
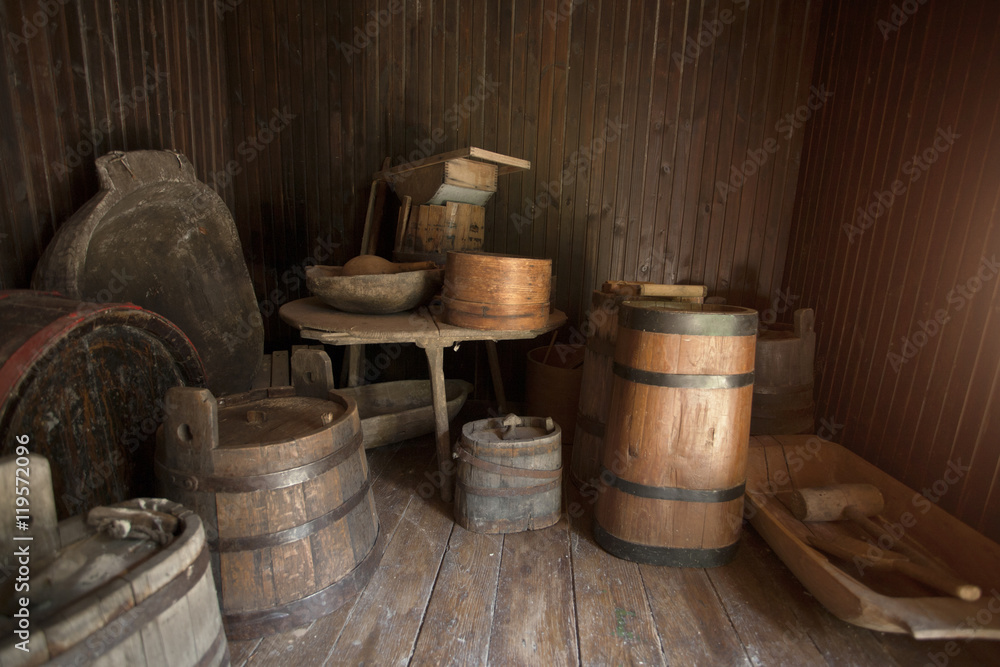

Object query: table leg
[422,344,454,502]
[341,344,364,387]
[485,340,509,415]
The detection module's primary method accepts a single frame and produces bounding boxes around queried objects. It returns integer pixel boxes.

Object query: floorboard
[217,434,1000,666]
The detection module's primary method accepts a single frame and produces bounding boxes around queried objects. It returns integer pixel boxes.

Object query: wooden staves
[454,414,562,534]
[155,385,381,640]
[442,251,552,330]
[525,343,585,444]
[0,487,228,667]
[594,301,758,567]
[0,291,205,519]
[751,308,816,435]
[395,201,487,264]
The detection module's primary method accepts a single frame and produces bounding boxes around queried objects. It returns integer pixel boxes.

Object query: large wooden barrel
[0,291,205,519]
[454,414,562,533]
[751,308,816,435]
[442,251,551,330]
[155,385,382,639]
[571,289,704,487]
[525,344,584,444]
[0,460,228,667]
[594,301,757,567]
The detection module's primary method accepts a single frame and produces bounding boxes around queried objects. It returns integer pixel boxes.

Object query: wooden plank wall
[784,0,1000,541]
[0,0,231,291]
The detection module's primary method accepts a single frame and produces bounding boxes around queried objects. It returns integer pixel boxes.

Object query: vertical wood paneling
[785,0,1000,541]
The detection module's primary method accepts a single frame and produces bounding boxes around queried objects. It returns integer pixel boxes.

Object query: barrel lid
[619,300,758,337]
[215,388,353,450]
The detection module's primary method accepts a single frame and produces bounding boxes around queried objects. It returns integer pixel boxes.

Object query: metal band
[155,431,363,493]
[223,527,386,640]
[613,362,754,389]
[458,477,561,498]
[593,522,740,567]
[620,301,758,337]
[195,625,230,667]
[48,548,214,666]
[599,466,745,503]
[455,446,562,479]
[213,479,372,552]
[575,412,606,438]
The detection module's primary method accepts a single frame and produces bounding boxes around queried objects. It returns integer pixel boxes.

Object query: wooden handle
[601,281,708,298]
[895,561,981,602]
[788,483,885,522]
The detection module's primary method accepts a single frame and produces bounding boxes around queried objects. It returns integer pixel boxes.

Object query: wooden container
[526,344,585,444]
[155,385,382,639]
[454,414,562,533]
[0,455,228,667]
[442,251,551,330]
[571,288,706,487]
[396,201,486,265]
[594,301,757,567]
[751,308,816,435]
[0,290,205,519]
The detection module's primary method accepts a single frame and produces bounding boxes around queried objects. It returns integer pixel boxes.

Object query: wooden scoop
[342,254,437,276]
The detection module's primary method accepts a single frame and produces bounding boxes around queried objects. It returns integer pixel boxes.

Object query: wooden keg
[155,385,382,639]
[0,290,205,519]
[454,414,562,533]
[525,344,584,444]
[0,455,228,666]
[442,251,551,330]
[751,308,816,435]
[572,288,706,487]
[594,301,757,567]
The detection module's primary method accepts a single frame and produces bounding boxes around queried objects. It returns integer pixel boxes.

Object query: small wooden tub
[442,251,551,330]
[526,344,585,444]
[155,386,382,639]
[751,308,816,435]
[0,485,228,666]
[454,415,562,533]
[594,301,757,567]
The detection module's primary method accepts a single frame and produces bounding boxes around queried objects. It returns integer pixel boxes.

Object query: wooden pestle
[787,483,885,522]
[342,254,437,276]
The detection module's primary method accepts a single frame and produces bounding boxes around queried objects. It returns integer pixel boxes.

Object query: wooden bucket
[0,455,228,666]
[442,251,551,330]
[751,308,816,435]
[155,385,382,639]
[0,290,205,519]
[594,301,757,567]
[454,414,562,533]
[571,289,705,487]
[526,344,584,444]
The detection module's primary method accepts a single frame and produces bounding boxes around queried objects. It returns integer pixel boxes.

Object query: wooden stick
[540,330,558,365]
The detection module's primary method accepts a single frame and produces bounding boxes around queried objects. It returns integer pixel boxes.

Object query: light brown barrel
[525,344,584,444]
[442,251,551,330]
[454,415,562,533]
[594,301,757,567]
[155,386,381,639]
[0,496,229,667]
[571,290,704,487]
[751,308,816,435]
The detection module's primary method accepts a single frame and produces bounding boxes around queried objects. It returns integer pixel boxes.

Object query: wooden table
[280,297,567,501]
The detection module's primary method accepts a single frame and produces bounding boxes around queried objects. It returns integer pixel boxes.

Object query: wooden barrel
[571,289,705,487]
[751,308,816,435]
[155,385,382,639]
[0,487,228,666]
[442,251,551,330]
[454,414,562,533]
[594,301,757,567]
[0,290,205,519]
[526,344,584,444]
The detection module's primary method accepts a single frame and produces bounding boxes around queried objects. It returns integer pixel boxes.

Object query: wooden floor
[227,434,1000,666]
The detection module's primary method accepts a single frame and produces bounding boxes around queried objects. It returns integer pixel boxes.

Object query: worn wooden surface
[752,308,816,435]
[223,433,1000,666]
[443,251,552,330]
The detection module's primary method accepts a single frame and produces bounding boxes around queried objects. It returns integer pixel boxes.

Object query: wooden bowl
[306,265,444,314]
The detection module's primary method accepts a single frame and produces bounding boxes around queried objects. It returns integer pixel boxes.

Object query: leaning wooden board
[745,435,1000,639]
